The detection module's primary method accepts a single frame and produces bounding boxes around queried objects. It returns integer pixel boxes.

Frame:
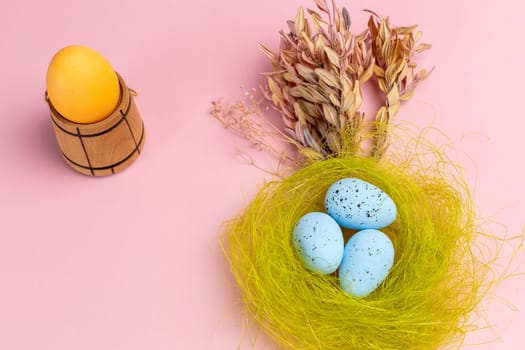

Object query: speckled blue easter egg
[339,229,394,298]
[293,212,344,274]
[325,178,397,230]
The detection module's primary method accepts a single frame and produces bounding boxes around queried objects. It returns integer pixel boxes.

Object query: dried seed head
[342,8,351,29]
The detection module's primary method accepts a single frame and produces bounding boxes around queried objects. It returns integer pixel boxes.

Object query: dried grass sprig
[211,89,298,166]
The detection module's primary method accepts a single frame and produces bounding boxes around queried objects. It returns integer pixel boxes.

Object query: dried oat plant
[366,9,433,158]
[212,0,431,162]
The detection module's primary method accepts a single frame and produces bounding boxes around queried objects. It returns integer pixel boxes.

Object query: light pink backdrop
[1,0,523,349]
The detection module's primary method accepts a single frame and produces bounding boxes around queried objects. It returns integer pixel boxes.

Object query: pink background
[1,0,523,349]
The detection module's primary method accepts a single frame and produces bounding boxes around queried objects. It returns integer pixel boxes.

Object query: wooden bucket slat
[48,74,145,176]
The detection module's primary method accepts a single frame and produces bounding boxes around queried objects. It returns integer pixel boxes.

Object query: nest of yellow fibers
[223,154,498,350]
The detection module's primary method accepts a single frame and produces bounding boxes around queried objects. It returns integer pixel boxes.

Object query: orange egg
[46,45,120,124]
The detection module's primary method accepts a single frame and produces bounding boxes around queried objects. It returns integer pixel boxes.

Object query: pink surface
[0,0,523,349]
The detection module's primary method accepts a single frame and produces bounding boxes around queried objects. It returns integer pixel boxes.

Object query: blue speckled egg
[339,229,394,297]
[293,212,344,274]
[325,178,397,229]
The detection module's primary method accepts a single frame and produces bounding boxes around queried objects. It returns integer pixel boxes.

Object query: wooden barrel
[47,74,145,176]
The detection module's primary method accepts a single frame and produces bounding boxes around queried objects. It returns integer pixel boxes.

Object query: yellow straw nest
[224,155,493,350]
